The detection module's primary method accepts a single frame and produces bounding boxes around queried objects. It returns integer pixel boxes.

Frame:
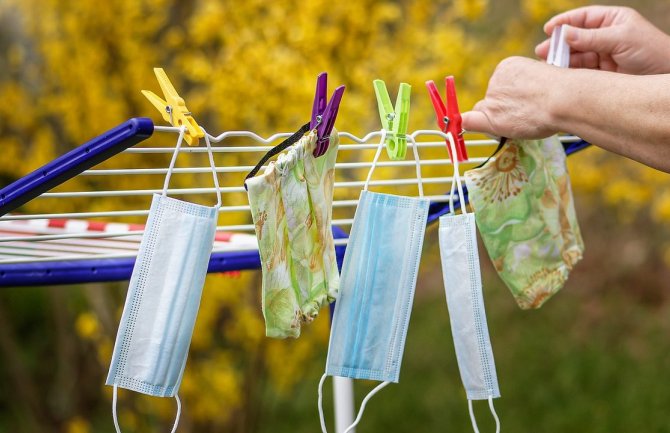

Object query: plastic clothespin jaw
[547,25,570,68]
[141,68,204,146]
[425,76,468,162]
[373,80,411,160]
[310,72,345,158]
[311,73,329,131]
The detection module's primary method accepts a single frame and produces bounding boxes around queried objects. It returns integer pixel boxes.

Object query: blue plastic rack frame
[0,117,154,216]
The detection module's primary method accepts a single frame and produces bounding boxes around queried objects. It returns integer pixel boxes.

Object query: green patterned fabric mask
[246,130,339,338]
[464,136,584,309]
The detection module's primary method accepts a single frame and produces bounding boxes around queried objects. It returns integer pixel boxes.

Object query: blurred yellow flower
[75,312,100,340]
[65,417,91,433]
[652,191,670,223]
[454,0,488,20]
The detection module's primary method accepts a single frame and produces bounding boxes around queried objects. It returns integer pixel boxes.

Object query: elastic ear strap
[467,398,501,433]
[449,180,456,215]
[489,396,501,433]
[474,137,507,170]
[244,122,311,189]
[112,386,182,433]
[468,399,481,433]
[447,133,466,214]
[203,133,222,207]
[363,130,388,191]
[407,135,425,197]
[318,373,329,433]
[162,126,187,197]
[113,384,121,433]
[342,381,390,433]
[170,394,182,433]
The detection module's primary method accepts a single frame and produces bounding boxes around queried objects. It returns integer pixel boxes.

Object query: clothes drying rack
[0,117,590,432]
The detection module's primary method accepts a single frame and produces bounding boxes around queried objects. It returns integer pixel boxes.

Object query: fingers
[543,5,615,35]
[569,52,600,69]
[544,7,591,34]
[461,110,495,135]
[563,25,620,55]
[598,53,618,72]
[538,42,619,71]
[535,39,550,60]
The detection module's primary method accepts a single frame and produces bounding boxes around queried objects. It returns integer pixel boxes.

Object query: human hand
[461,57,563,139]
[535,6,670,75]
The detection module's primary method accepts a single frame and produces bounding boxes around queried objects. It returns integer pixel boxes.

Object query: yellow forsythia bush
[9,0,670,432]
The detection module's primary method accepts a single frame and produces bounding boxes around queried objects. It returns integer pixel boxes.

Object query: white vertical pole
[333,376,355,433]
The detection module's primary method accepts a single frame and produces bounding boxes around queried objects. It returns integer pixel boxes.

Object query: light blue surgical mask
[106,129,221,433]
[440,133,501,433]
[318,131,429,433]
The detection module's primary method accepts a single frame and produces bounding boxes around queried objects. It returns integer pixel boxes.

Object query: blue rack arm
[0,226,348,287]
[0,117,154,216]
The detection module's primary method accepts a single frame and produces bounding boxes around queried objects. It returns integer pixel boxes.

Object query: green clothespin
[373,79,411,160]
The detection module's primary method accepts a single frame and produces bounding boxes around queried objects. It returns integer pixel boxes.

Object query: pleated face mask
[107,129,221,432]
[464,136,584,309]
[246,128,340,338]
[440,133,501,433]
[318,130,429,433]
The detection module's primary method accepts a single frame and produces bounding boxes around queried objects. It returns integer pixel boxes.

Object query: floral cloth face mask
[246,129,339,338]
[464,136,584,309]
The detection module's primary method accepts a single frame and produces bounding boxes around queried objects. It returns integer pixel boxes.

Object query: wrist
[546,67,607,135]
[545,67,577,134]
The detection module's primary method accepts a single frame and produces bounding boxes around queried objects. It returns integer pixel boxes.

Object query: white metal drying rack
[0,121,588,433]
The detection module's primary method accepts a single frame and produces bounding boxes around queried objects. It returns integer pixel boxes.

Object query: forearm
[551,69,670,172]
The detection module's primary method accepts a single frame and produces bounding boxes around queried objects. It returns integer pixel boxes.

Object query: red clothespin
[425,76,468,162]
[311,72,345,157]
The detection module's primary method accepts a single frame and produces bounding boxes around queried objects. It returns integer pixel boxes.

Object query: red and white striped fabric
[0,218,258,263]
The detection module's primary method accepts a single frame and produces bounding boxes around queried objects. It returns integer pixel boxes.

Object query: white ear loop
[447,132,466,215]
[113,385,182,433]
[467,397,500,433]
[342,381,390,433]
[363,130,388,192]
[489,396,501,433]
[162,126,186,197]
[407,135,425,198]
[170,395,182,433]
[318,374,392,433]
[317,373,329,433]
[113,384,121,433]
[203,132,222,207]
[364,130,425,197]
[162,126,222,207]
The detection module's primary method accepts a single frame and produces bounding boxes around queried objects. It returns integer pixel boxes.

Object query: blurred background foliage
[0,0,670,432]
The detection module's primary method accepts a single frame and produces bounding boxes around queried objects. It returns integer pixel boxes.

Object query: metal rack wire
[0,119,589,286]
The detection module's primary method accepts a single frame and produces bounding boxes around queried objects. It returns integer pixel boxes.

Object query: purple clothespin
[310,72,345,157]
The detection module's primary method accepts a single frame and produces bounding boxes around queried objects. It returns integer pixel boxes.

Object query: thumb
[461,110,495,135]
[563,25,619,53]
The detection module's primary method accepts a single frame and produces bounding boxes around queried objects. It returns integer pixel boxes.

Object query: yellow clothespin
[141,68,204,146]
